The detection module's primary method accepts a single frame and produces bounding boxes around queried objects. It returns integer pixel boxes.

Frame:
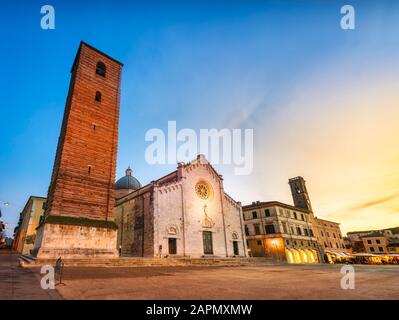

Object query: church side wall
[223,196,247,257]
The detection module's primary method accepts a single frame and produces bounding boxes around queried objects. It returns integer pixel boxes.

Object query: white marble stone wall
[153,159,246,258]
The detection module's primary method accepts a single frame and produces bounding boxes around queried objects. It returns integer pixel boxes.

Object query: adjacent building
[243,201,318,263]
[114,155,247,258]
[0,220,5,247]
[12,196,46,254]
[243,176,346,263]
[312,217,345,251]
[346,227,399,254]
[361,232,389,254]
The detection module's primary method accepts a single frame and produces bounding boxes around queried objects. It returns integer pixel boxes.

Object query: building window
[378,246,384,252]
[293,240,297,245]
[291,227,295,235]
[324,242,327,248]
[367,240,372,244]
[286,240,290,245]
[282,222,288,234]
[245,226,249,236]
[254,224,261,235]
[95,91,102,102]
[326,232,330,237]
[279,208,284,215]
[265,224,275,234]
[264,209,270,217]
[252,211,257,219]
[333,233,336,239]
[336,243,339,248]
[329,242,332,248]
[304,229,309,236]
[370,247,375,252]
[296,227,302,235]
[320,231,324,237]
[96,61,106,77]
[376,239,381,244]
[202,231,213,254]
[293,212,297,219]
[309,229,314,237]
[257,240,262,246]
[301,214,305,221]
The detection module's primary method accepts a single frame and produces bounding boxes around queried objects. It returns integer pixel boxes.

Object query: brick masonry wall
[45,43,122,222]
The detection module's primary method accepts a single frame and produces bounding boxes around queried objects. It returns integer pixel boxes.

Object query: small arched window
[95,91,102,102]
[96,62,106,77]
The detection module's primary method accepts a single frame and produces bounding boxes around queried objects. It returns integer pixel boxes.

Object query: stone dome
[115,167,142,191]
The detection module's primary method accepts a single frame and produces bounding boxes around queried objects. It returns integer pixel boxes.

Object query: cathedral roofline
[115,155,229,206]
[183,154,223,180]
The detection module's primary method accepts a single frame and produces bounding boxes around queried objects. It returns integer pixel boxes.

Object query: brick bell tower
[33,42,123,259]
[288,176,313,213]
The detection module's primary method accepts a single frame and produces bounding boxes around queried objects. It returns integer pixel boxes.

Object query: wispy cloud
[346,193,399,212]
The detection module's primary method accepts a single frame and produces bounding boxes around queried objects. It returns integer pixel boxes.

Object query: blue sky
[1,0,399,236]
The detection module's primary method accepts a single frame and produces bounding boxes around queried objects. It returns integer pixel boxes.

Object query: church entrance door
[203,231,213,254]
[233,241,239,255]
[168,238,177,254]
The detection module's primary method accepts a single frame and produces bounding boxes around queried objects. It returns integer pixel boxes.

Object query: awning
[324,250,351,257]
[352,253,379,257]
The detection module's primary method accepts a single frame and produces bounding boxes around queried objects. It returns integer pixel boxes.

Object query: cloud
[346,194,399,212]
[222,51,399,236]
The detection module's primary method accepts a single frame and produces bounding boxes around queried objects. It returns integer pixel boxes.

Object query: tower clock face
[195,182,211,200]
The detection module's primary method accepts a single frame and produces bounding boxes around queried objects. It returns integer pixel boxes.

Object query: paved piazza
[1,251,398,300]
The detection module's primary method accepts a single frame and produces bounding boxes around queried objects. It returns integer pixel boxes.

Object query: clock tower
[289,176,313,213]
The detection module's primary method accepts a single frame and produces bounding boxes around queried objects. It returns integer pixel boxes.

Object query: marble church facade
[114,155,247,258]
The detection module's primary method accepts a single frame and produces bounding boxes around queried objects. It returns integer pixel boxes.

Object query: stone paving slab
[0,250,62,300]
[2,250,398,300]
[55,263,399,300]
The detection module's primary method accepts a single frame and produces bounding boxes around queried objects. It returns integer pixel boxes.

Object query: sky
[1,0,398,237]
